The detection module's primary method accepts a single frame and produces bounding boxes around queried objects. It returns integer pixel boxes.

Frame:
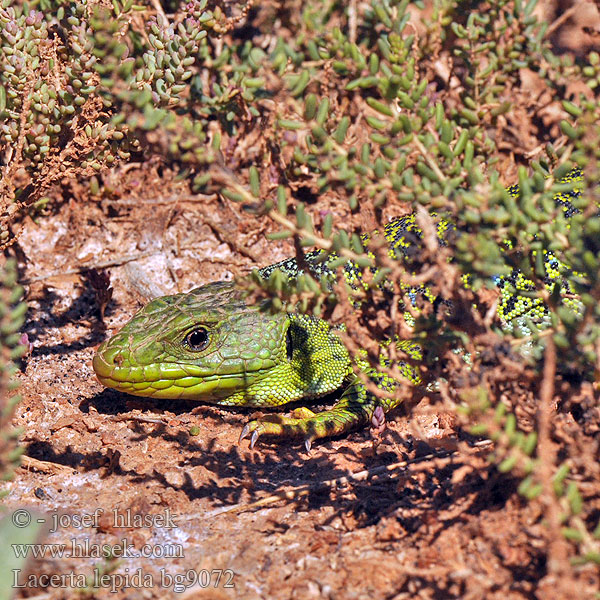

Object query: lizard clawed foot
[238,402,368,450]
[238,406,330,450]
[238,413,316,451]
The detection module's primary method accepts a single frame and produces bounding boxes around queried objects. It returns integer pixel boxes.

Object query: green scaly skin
[93,169,584,449]
[92,282,401,449]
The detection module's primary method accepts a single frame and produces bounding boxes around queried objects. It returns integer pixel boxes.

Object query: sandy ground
[2,180,596,600]
[2,0,600,597]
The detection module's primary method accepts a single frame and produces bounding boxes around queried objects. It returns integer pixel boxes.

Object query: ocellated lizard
[93,168,583,449]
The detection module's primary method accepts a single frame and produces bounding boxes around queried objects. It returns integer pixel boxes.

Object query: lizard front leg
[239,377,400,451]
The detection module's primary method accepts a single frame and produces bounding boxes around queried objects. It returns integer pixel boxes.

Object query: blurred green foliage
[0,260,26,488]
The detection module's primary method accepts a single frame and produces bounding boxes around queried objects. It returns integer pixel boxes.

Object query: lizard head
[93,281,289,403]
[92,281,351,406]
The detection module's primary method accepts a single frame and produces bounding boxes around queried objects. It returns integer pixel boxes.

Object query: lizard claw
[238,422,263,448]
[238,423,250,443]
[304,438,312,453]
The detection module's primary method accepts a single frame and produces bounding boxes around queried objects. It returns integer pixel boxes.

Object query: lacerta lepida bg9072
[93,169,583,450]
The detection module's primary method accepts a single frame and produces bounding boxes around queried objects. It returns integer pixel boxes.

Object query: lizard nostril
[113,353,124,367]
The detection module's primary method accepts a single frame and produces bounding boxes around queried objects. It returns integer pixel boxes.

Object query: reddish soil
[4,173,597,600]
[3,2,600,599]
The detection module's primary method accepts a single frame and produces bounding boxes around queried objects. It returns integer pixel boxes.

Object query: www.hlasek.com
[13,537,183,559]
[13,568,236,593]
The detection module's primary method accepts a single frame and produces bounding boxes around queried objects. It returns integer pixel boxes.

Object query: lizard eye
[184,328,210,351]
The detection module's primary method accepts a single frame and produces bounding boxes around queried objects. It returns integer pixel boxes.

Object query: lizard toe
[238,423,251,443]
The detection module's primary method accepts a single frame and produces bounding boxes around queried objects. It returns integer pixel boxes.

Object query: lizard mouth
[92,346,273,401]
